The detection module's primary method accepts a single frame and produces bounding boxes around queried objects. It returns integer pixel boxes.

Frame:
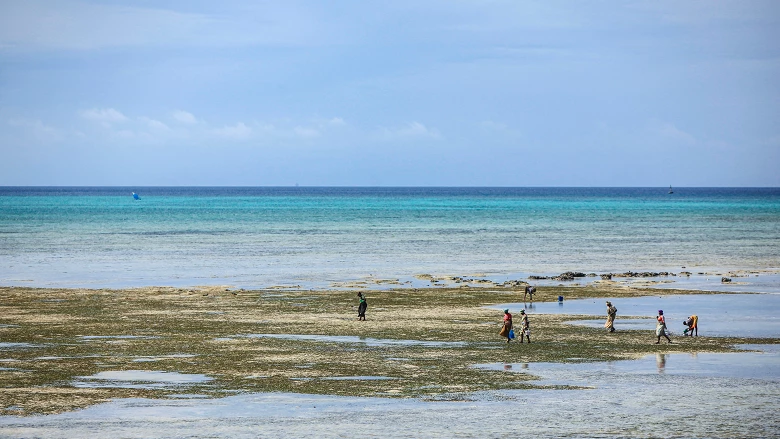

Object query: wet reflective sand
[1,345,777,438]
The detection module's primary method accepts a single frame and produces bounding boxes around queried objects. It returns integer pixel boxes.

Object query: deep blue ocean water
[1,187,778,289]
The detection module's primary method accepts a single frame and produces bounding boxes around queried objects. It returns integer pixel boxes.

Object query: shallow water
[240,334,469,348]
[493,293,780,338]
[73,370,213,390]
[2,346,777,438]
[475,347,780,383]
[2,187,778,290]
[0,342,40,350]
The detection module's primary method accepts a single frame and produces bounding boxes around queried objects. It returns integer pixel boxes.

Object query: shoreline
[1,283,778,416]
[3,267,780,293]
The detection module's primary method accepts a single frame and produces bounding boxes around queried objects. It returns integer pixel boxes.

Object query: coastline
[4,267,780,294]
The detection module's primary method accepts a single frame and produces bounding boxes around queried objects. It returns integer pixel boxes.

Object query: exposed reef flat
[0,283,775,416]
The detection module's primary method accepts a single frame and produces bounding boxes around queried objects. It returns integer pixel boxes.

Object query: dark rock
[721,277,732,283]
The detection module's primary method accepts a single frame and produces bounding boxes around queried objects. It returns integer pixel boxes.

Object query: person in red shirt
[499,309,513,343]
[655,310,672,344]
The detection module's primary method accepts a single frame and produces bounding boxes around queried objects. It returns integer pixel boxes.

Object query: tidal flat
[0,284,776,416]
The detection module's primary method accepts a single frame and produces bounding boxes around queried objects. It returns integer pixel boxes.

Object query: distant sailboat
[668,185,674,194]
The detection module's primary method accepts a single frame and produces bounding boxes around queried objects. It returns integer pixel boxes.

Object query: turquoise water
[1,187,778,288]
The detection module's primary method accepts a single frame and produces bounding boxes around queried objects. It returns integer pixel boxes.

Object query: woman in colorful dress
[519,309,530,343]
[655,309,672,344]
[499,309,513,343]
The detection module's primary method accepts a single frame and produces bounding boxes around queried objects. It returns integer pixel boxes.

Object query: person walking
[519,309,531,343]
[499,309,513,343]
[605,301,617,333]
[655,310,672,344]
[357,292,367,321]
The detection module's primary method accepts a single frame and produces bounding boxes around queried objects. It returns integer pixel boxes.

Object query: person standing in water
[357,292,367,321]
[524,285,536,302]
[499,309,513,343]
[519,309,530,343]
[605,301,617,333]
[655,310,672,344]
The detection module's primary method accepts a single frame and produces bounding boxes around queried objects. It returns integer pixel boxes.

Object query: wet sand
[1,283,779,437]
[2,346,778,438]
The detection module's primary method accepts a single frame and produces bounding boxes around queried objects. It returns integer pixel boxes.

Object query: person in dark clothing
[524,285,536,302]
[357,292,367,321]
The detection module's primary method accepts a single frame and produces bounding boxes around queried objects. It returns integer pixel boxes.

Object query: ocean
[1,187,778,289]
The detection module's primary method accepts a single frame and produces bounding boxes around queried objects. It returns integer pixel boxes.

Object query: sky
[1,0,778,186]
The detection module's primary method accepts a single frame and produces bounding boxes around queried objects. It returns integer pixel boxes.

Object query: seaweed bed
[0,284,775,416]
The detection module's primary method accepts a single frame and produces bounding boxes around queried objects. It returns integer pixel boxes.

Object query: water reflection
[656,353,667,373]
[5,349,778,439]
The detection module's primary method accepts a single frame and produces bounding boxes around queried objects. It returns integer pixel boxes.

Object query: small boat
[132,192,140,200]
[668,185,674,194]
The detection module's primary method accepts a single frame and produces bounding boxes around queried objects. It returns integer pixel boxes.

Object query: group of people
[500,308,531,343]
[651,309,699,343]
[499,294,700,344]
[356,288,698,345]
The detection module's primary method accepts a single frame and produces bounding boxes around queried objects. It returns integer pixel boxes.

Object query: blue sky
[1,0,778,186]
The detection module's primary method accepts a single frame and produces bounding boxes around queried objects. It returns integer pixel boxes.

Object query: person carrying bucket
[499,309,513,343]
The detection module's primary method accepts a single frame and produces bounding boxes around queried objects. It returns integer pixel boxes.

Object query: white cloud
[656,121,696,144]
[115,129,135,139]
[213,122,252,140]
[172,110,198,124]
[79,108,128,124]
[327,117,346,126]
[139,117,170,131]
[378,121,441,140]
